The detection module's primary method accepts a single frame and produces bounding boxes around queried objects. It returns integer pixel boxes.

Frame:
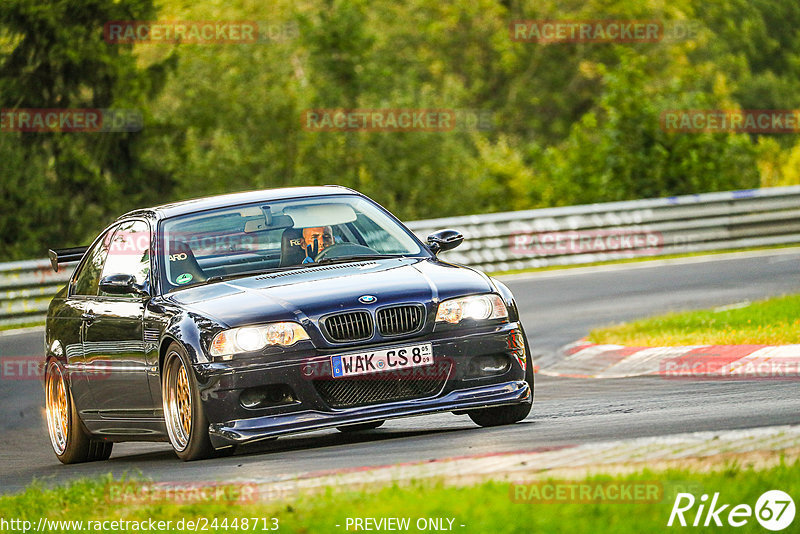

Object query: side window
[100,220,151,297]
[73,226,116,296]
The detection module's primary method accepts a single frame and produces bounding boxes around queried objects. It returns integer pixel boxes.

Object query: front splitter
[208,380,531,447]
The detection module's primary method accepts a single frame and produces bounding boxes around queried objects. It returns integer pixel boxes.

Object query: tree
[0,0,175,257]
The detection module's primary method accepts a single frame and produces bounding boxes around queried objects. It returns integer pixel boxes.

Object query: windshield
[158,194,425,292]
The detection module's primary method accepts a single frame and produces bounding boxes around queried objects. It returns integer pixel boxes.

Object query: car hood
[166,258,493,328]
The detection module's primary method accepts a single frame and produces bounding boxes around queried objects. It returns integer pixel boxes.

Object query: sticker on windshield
[176,273,193,285]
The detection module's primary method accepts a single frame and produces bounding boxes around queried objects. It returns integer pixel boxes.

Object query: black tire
[45,359,113,464]
[336,420,385,432]
[88,440,114,461]
[468,330,534,428]
[162,343,214,461]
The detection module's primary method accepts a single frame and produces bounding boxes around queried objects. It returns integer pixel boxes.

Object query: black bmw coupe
[44,186,533,462]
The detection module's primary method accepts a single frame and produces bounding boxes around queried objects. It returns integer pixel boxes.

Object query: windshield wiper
[312,254,408,266]
[203,265,309,284]
[200,255,409,284]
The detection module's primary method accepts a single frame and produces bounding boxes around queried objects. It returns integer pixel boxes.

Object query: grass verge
[588,294,800,346]
[0,461,797,533]
[0,320,45,333]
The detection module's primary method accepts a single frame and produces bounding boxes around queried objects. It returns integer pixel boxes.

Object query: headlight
[210,322,309,358]
[435,294,508,324]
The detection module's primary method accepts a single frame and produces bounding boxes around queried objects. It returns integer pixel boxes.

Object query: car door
[82,219,155,419]
[63,227,116,416]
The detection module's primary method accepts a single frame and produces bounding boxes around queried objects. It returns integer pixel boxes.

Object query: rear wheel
[45,359,113,464]
[163,344,214,461]
[336,420,385,432]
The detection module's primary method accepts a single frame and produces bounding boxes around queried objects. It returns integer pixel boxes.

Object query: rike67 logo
[668,490,795,530]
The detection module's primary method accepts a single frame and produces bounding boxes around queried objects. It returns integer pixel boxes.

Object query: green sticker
[176,273,193,285]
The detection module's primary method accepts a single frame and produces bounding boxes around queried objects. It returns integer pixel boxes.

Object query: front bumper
[209,380,529,446]
[195,322,531,447]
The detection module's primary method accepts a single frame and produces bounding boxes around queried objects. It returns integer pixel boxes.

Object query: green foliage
[0,0,175,256]
[540,51,760,204]
[1,461,799,533]
[589,293,800,346]
[2,0,800,259]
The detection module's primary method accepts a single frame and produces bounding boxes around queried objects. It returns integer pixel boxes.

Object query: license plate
[331,343,433,378]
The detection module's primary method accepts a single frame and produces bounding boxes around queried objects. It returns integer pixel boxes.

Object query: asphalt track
[1,249,799,494]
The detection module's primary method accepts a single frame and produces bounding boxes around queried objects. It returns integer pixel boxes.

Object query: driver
[301,226,334,263]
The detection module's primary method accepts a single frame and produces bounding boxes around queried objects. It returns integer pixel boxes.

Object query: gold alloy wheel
[164,352,192,451]
[45,362,69,455]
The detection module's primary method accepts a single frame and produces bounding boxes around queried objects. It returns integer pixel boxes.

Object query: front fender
[490,277,521,323]
[162,311,225,366]
[43,339,66,386]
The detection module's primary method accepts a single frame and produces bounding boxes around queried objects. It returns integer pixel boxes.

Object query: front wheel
[162,344,214,461]
[468,330,534,428]
[45,359,113,464]
[467,398,532,427]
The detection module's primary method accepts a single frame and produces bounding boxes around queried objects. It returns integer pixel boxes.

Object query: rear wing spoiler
[48,246,89,272]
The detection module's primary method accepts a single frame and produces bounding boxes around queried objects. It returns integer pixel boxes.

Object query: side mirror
[99,274,148,297]
[427,229,463,255]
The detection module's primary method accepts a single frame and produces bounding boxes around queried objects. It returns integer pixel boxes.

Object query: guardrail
[2,186,799,327]
[0,259,72,327]
[407,185,800,271]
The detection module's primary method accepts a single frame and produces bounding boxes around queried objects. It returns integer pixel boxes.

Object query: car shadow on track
[108,419,519,464]
[235,426,477,458]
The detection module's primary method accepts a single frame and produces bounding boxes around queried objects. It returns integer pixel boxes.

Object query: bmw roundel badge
[359,295,377,304]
